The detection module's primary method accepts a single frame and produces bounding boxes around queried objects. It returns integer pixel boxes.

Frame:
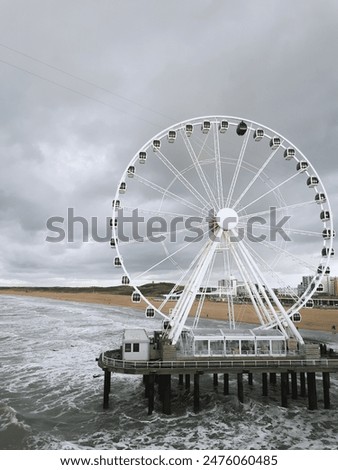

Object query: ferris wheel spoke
[192,250,217,329]
[230,242,268,326]
[213,122,224,208]
[234,235,303,341]
[226,125,252,207]
[155,148,210,208]
[132,225,211,282]
[134,174,207,215]
[121,205,203,222]
[258,238,318,272]
[181,131,218,209]
[238,200,315,221]
[237,173,299,214]
[159,239,211,313]
[242,238,300,304]
[117,222,207,247]
[232,144,283,210]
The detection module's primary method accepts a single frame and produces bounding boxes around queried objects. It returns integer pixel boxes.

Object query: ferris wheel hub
[216,207,239,230]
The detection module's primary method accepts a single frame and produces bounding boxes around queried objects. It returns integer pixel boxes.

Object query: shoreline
[1,289,337,334]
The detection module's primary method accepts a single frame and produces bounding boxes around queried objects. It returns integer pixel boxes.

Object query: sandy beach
[1,288,338,333]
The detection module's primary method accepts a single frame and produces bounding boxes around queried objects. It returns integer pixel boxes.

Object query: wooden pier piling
[148,374,155,415]
[185,374,191,390]
[194,373,200,413]
[291,372,298,399]
[281,372,288,408]
[300,372,306,397]
[307,372,317,410]
[213,373,218,387]
[103,369,111,410]
[262,372,268,396]
[162,375,171,415]
[237,373,244,403]
[322,372,330,409]
[223,373,229,395]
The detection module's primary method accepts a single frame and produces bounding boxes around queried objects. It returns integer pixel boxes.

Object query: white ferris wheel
[111,116,334,356]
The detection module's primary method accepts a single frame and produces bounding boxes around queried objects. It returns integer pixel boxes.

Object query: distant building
[218,277,237,297]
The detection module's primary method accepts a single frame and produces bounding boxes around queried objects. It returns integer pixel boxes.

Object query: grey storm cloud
[0,0,337,286]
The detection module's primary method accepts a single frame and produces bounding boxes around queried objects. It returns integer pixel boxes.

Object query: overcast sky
[0,0,337,287]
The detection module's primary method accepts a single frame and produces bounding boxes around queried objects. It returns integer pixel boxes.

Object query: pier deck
[98,349,338,375]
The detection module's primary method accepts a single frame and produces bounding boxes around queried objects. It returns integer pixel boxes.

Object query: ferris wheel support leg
[168,231,222,345]
[235,235,304,344]
[230,243,267,326]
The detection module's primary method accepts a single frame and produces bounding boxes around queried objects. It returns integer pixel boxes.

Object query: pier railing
[100,352,338,372]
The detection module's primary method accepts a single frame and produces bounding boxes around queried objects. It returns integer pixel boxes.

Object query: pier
[97,350,338,415]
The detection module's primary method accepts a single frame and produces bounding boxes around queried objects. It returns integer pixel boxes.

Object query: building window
[125,343,131,353]
[133,343,140,352]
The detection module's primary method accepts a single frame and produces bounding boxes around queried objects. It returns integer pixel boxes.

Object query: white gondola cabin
[119,182,126,194]
[110,238,118,248]
[167,130,176,143]
[317,264,330,275]
[109,218,118,227]
[236,121,247,136]
[296,161,308,172]
[320,210,330,221]
[316,283,324,292]
[253,128,264,141]
[185,123,193,137]
[112,199,120,208]
[307,176,319,188]
[114,256,122,268]
[152,140,161,151]
[270,136,281,149]
[219,120,229,133]
[132,292,141,303]
[305,300,314,308]
[201,121,211,134]
[127,166,135,178]
[315,193,326,204]
[122,275,130,285]
[291,312,301,322]
[322,247,335,257]
[139,151,147,164]
[145,307,155,318]
[322,228,335,239]
[284,148,295,160]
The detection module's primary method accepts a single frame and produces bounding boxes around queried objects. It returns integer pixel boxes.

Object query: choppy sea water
[0,295,338,450]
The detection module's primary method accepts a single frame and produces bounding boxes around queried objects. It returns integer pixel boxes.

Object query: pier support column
[185,374,191,390]
[144,375,149,398]
[194,373,200,413]
[179,374,184,386]
[270,372,277,385]
[148,375,155,415]
[213,373,218,387]
[248,373,253,385]
[300,372,306,397]
[223,373,229,395]
[237,373,244,403]
[291,372,298,399]
[307,372,317,410]
[103,370,111,410]
[162,375,171,415]
[281,372,288,408]
[322,372,330,409]
[262,373,268,397]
